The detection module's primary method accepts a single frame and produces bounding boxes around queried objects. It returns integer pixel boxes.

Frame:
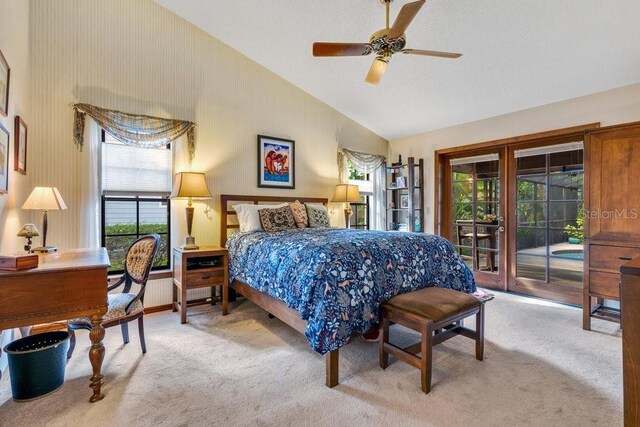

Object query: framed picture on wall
[257,134,295,189]
[0,49,9,117]
[14,116,27,174]
[0,122,9,193]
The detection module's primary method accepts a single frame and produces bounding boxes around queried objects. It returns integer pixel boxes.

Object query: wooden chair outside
[456,221,495,271]
[67,234,160,358]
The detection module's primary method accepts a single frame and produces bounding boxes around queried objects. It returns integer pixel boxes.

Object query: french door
[438,133,586,304]
[442,149,507,288]
[507,141,584,304]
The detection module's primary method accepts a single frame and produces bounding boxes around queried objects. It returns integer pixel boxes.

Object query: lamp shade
[17,223,40,238]
[22,187,67,210]
[170,172,212,199]
[332,184,361,203]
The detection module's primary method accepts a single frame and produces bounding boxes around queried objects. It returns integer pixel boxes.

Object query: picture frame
[0,49,9,117]
[395,176,406,188]
[257,134,295,189]
[0,122,9,193]
[400,194,409,209]
[14,116,27,174]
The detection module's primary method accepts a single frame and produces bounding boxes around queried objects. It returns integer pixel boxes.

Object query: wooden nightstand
[172,247,229,324]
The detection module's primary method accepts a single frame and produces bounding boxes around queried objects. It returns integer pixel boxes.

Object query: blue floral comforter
[227,228,475,354]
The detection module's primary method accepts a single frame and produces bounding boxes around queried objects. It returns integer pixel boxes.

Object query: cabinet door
[586,124,640,241]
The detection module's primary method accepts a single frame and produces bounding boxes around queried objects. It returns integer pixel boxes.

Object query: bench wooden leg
[380,317,389,369]
[421,321,433,394]
[476,304,484,361]
[326,349,339,387]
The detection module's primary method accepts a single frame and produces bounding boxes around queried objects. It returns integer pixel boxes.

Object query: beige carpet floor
[0,291,622,426]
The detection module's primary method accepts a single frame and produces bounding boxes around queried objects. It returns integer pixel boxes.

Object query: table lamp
[170,172,212,250]
[17,223,40,253]
[332,184,361,229]
[22,187,68,253]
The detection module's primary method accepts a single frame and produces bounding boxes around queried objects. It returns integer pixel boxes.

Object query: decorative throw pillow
[233,203,288,232]
[306,204,331,228]
[289,200,308,228]
[258,205,297,232]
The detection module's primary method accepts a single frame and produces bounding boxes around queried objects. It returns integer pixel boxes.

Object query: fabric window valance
[73,103,196,163]
[337,148,386,183]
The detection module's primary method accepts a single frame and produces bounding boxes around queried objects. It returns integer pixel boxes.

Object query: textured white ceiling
[154,0,640,140]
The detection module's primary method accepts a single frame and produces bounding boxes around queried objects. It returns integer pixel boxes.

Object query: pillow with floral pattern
[306,204,331,228]
[258,205,297,232]
[288,200,308,228]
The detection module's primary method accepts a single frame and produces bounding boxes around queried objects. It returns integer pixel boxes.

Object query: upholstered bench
[379,287,484,394]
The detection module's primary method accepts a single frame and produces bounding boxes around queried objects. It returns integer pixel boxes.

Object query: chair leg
[121,322,130,344]
[67,327,76,360]
[138,316,147,354]
[421,321,433,394]
[476,305,485,361]
[379,316,390,369]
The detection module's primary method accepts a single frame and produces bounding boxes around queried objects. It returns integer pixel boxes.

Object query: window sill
[108,270,173,283]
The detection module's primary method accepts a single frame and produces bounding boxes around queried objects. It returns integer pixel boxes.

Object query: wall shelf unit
[386,157,424,232]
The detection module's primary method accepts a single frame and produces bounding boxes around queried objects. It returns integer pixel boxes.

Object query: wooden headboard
[220,194,329,246]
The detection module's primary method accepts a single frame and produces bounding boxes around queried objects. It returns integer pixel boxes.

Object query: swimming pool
[551,249,584,261]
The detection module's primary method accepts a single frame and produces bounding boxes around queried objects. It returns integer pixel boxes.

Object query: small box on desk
[0,254,39,271]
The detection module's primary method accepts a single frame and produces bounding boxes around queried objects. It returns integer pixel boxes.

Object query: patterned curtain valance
[337,148,386,183]
[73,103,196,163]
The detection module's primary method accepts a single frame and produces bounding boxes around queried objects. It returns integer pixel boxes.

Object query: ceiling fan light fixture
[365,56,389,85]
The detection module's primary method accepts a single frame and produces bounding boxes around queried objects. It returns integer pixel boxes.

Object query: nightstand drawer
[186,269,225,287]
[589,245,640,271]
[589,270,620,299]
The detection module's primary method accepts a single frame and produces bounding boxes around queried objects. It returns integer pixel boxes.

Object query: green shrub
[105,223,168,272]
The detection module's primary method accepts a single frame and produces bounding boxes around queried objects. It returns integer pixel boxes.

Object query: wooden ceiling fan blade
[365,57,389,85]
[402,49,462,59]
[388,0,426,40]
[313,42,372,57]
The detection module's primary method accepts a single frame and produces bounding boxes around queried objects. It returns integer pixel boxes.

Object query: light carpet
[0,291,622,426]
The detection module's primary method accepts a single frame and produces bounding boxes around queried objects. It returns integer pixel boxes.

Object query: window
[347,161,372,230]
[101,131,171,274]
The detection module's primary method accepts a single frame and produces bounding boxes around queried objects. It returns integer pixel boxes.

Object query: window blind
[514,141,583,158]
[349,179,373,195]
[101,134,172,195]
[449,153,499,166]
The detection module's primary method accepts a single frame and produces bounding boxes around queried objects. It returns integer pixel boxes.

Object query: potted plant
[563,211,584,244]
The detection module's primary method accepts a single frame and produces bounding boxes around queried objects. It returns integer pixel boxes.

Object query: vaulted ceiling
[154,0,640,140]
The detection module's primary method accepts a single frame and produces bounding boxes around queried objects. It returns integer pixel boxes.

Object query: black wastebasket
[3,331,70,401]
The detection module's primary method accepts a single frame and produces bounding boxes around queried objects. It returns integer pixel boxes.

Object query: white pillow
[233,203,288,232]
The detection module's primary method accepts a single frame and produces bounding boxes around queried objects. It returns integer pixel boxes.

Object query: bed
[220,194,476,387]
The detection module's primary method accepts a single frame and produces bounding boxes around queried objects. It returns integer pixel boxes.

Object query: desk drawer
[589,245,640,271]
[186,269,225,287]
[589,271,620,299]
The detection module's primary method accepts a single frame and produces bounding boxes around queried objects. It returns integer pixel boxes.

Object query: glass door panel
[514,149,584,292]
[451,156,502,286]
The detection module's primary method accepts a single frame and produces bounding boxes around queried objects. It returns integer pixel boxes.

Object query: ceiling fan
[312,0,462,85]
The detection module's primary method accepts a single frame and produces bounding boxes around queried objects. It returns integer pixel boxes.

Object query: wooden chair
[67,234,160,359]
[456,222,495,271]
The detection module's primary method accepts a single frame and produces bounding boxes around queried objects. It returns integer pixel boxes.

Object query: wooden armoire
[584,121,640,329]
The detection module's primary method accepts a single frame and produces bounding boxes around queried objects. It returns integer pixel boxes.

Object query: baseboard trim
[145,304,173,314]
[145,297,212,314]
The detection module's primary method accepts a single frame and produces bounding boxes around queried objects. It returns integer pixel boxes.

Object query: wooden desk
[0,248,109,402]
[621,257,640,425]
